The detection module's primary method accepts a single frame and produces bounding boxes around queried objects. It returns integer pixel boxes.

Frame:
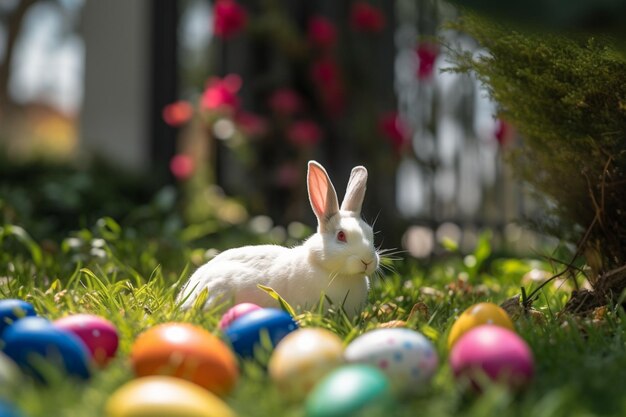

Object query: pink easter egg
[54,314,119,367]
[218,303,262,331]
[449,325,534,390]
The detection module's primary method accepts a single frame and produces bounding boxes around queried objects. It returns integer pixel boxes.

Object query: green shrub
[451,14,626,309]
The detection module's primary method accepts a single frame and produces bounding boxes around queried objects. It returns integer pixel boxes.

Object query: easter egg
[105,376,236,417]
[2,317,90,380]
[0,400,24,417]
[0,351,20,384]
[0,299,36,336]
[344,328,438,394]
[224,308,298,359]
[447,302,514,349]
[268,328,344,399]
[54,314,119,367]
[305,364,393,417]
[218,303,262,331]
[131,322,238,396]
[449,325,534,390]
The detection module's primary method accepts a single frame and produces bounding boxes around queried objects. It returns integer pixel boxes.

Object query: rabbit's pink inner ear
[307,162,339,228]
[341,166,368,214]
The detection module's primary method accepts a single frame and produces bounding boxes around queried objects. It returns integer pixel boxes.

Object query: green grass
[2,218,626,417]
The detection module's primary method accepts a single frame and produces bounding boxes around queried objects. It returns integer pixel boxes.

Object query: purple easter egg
[218,303,262,331]
[449,325,534,390]
[54,314,119,367]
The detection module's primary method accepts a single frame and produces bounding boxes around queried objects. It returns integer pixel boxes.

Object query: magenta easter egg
[449,325,533,390]
[218,303,262,330]
[54,314,119,367]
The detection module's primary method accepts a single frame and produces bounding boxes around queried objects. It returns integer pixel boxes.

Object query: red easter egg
[218,303,262,331]
[54,314,119,367]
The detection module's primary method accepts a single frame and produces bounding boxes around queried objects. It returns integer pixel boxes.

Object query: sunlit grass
[1,219,626,417]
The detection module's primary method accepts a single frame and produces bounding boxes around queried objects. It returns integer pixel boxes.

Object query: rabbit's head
[305,161,379,276]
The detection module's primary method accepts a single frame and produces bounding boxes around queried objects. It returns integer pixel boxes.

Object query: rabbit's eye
[337,230,347,243]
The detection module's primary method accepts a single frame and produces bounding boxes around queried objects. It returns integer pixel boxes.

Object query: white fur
[177,162,378,318]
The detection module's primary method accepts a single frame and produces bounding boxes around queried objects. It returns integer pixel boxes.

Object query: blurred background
[0,0,548,258]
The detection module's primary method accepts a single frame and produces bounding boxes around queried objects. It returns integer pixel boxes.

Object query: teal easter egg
[305,365,393,417]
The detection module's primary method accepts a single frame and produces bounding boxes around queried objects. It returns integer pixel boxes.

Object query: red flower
[268,88,303,116]
[494,119,515,146]
[213,0,248,39]
[162,101,193,127]
[236,111,268,137]
[311,57,346,116]
[311,56,341,85]
[287,120,323,147]
[379,112,411,153]
[308,15,337,49]
[416,42,439,80]
[201,74,242,113]
[320,84,346,116]
[170,154,195,180]
[350,2,386,33]
[276,163,300,188]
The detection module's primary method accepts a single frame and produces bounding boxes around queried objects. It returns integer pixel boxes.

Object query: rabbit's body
[177,161,378,319]
[179,241,369,315]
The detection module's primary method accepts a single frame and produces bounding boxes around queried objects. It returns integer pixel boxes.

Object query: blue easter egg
[0,299,37,337]
[0,400,24,417]
[2,317,91,380]
[224,308,298,358]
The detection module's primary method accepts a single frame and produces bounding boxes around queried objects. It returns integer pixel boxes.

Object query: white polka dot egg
[344,328,438,395]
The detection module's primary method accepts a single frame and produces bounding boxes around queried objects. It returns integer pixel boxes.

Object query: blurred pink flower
[416,42,439,80]
[162,101,193,127]
[308,15,337,49]
[268,88,303,116]
[213,0,248,39]
[276,163,300,188]
[350,2,386,33]
[170,154,195,180]
[236,111,268,137]
[311,57,346,116]
[287,120,323,147]
[494,119,515,146]
[320,84,346,116]
[201,74,242,113]
[311,56,341,85]
[379,112,411,153]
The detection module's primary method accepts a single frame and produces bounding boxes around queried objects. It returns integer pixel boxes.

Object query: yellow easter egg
[268,328,344,399]
[105,376,236,417]
[447,302,514,349]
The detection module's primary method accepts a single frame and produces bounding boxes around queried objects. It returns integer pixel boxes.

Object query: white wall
[79,0,150,172]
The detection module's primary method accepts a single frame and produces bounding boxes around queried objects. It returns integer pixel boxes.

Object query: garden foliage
[452,14,626,309]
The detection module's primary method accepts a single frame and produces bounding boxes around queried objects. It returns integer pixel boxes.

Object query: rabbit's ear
[340,166,367,214]
[307,161,339,231]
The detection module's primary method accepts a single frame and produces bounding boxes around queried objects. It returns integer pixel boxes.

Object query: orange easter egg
[447,302,514,349]
[131,323,238,396]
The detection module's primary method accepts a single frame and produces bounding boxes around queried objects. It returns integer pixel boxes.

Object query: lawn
[2,211,626,417]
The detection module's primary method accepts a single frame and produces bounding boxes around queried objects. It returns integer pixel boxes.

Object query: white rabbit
[177,161,379,318]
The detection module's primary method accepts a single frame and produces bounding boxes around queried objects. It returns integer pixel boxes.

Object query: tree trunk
[0,0,37,117]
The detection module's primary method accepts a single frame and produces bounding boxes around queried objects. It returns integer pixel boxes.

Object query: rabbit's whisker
[370,210,382,230]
